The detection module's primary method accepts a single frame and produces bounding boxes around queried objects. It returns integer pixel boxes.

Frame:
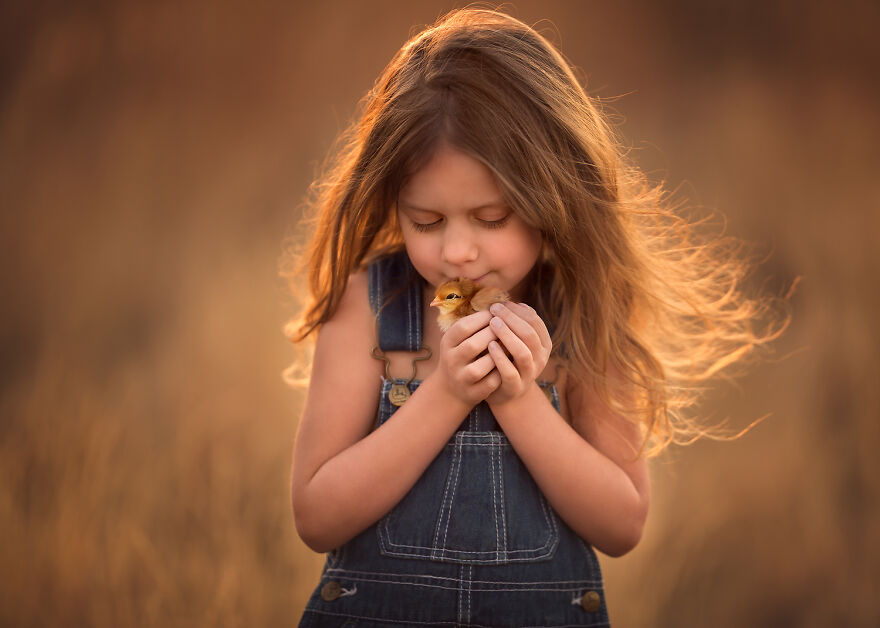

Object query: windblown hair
[281,7,792,456]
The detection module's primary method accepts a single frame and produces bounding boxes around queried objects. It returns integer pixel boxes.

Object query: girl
[285,8,788,627]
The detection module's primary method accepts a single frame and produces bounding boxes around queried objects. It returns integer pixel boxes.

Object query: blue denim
[299,251,610,627]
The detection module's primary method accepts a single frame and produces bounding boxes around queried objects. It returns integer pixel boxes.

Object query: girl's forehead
[398,143,504,207]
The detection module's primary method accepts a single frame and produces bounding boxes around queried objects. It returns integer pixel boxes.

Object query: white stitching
[305,608,608,628]
[430,443,455,553]
[380,457,557,558]
[324,567,604,586]
[339,584,357,598]
[488,436,501,558]
[406,278,414,350]
[411,278,421,348]
[439,438,463,556]
[304,609,456,625]
[317,574,602,592]
[379,548,541,558]
[369,263,378,313]
[381,525,555,555]
[381,449,559,556]
[467,564,473,623]
[497,438,508,557]
[457,564,463,624]
[537,480,559,545]
[376,419,560,560]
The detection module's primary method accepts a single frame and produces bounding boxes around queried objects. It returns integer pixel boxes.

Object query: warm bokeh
[1,1,877,626]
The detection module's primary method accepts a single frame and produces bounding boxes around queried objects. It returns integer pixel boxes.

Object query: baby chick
[430,278,510,331]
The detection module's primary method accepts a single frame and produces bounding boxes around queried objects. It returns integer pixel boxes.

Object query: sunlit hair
[281,7,792,456]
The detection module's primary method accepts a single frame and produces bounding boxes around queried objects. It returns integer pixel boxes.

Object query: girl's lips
[443,273,488,283]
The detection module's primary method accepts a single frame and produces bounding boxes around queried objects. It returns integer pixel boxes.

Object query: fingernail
[491,317,502,328]
[490,303,503,314]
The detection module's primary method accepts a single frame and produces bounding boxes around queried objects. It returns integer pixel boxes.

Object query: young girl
[285,8,788,627]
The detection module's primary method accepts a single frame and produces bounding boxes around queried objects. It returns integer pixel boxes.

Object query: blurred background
[1,0,877,626]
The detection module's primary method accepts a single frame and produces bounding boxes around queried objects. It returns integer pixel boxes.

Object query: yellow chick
[430,278,510,331]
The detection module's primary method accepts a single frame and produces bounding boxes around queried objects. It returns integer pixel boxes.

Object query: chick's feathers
[430,278,510,331]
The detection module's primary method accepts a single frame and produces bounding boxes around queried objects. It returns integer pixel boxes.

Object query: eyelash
[410,221,439,233]
[410,214,511,233]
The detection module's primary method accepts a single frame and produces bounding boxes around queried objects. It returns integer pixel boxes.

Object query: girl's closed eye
[410,219,442,233]
[409,213,513,232]
[479,213,512,229]
[402,207,443,232]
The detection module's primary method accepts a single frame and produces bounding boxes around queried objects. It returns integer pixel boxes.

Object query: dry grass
[1,1,878,626]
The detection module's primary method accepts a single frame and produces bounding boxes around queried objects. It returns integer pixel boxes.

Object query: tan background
[1,1,878,626]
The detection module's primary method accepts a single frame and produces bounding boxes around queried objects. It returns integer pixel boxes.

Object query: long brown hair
[281,7,792,455]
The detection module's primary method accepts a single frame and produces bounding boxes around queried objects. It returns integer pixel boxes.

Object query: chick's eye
[445,293,461,300]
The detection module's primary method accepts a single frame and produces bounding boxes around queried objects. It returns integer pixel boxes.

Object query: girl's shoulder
[311,269,385,388]
[320,270,377,351]
[335,269,371,319]
[300,269,384,433]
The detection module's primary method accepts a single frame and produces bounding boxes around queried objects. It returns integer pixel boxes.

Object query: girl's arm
[292,271,500,553]
[485,302,650,557]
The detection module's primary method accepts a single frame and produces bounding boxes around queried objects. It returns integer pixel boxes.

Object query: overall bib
[299,251,610,627]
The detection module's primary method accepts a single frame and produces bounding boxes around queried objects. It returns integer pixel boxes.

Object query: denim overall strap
[368,250,423,352]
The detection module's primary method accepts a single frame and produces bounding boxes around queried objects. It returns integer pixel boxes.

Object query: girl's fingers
[489,303,544,354]
[494,302,551,353]
[457,325,498,362]
[514,302,552,353]
[464,351,496,383]
[488,340,520,383]
[446,311,492,346]
[490,312,534,368]
[479,369,502,395]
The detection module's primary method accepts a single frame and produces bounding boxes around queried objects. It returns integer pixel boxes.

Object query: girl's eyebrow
[398,201,506,213]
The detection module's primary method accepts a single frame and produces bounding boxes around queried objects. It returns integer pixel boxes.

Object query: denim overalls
[299,251,610,627]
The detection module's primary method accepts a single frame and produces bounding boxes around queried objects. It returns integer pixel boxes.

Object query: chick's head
[429,278,477,316]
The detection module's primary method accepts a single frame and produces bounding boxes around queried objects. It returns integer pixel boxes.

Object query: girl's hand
[432,310,502,407]
[486,302,552,407]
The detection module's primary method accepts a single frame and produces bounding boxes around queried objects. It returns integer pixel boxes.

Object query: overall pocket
[377,431,559,564]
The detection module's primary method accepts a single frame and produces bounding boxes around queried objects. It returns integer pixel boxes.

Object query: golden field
[1,2,878,626]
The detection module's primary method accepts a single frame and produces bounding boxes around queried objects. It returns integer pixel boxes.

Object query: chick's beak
[429,297,442,308]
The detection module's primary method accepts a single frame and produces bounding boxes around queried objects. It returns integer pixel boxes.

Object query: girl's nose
[441,226,478,265]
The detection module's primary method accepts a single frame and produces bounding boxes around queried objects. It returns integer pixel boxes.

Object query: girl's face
[396,141,542,302]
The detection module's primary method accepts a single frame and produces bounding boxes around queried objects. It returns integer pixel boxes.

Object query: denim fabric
[299,251,610,627]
